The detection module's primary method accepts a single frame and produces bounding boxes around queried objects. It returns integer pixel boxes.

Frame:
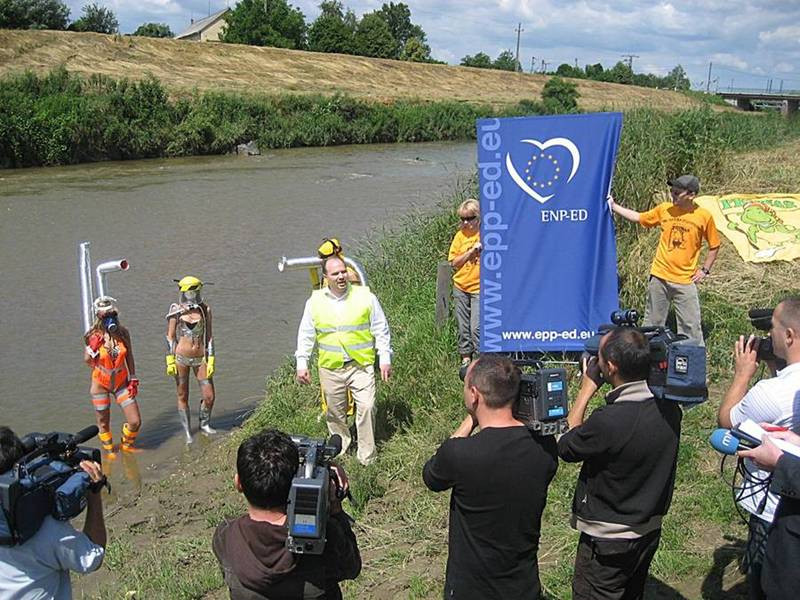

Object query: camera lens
[610,309,639,326]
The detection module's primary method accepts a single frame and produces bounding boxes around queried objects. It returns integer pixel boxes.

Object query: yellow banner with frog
[695,194,800,263]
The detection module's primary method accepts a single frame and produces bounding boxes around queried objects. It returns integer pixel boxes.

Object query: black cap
[668,174,700,194]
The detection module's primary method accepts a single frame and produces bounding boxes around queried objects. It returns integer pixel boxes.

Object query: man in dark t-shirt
[423,355,558,600]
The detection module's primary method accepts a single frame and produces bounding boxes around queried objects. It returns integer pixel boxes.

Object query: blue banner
[477,112,622,352]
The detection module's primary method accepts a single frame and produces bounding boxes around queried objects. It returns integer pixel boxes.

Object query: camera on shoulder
[285,434,345,556]
[0,426,103,546]
[583,309,708,405]
[459,359,570,436]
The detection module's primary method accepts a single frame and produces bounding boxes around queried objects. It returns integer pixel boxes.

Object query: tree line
[460,49,690,91]
[220,0,437,63]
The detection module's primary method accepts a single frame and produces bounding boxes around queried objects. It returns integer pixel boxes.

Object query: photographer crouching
[717,297,800,600]
[0,426,107,599]
[558,328,682,600]
[212,429,361,599]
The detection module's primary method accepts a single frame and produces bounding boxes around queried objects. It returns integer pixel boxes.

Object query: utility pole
[706,62,712,93]
[514,22,524,72]
[621,54,639,83]
[780,79,784,92]
[574,58,578,69]
[530,57,536,74]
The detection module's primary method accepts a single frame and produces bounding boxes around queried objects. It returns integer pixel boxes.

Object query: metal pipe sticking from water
[277,255,368,286]
[95,259,130,299]
[78,242,94,335]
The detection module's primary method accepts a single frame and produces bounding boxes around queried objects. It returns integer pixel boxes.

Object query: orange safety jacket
[92,341,130,391]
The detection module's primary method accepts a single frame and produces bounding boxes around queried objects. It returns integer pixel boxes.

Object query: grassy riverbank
[0,68,790,169]
[82,111,800,599]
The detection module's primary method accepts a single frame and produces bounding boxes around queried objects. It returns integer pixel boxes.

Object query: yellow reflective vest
[310,285,375,369]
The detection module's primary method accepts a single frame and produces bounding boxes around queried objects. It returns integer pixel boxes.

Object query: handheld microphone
[709,428,756,455]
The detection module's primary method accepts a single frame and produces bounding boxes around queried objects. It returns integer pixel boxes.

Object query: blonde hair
[458,199,479,218]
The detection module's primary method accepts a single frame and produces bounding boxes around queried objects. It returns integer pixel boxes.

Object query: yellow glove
[206,356,215,379]
[166,354,177,377]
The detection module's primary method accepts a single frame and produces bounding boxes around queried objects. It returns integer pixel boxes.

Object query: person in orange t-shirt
[608,175,720,345]
[448,199,482,365]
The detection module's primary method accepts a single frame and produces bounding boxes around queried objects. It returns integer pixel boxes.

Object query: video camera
[0,426,102,546]
[747,308,778,363]
[583,309,708,405]
[459,359,570,436]
[285,434,344,555]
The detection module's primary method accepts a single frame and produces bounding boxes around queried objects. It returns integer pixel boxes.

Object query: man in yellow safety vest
[295,256,392,465]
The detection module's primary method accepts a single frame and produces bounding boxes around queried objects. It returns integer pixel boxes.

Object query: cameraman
[422,355,558,600]
[212,429,361,599]
[717,297,800,600]
[0,426,106,599]
[558,328,682,600]
[738,429,800,600]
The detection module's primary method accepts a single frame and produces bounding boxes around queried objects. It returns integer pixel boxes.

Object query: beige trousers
[319,362,377,465]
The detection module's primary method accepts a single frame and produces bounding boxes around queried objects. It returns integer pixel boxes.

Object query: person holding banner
[608,175,719,345]
[448,199,482,365]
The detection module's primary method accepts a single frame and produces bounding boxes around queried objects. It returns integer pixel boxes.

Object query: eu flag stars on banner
[477,113,623,352]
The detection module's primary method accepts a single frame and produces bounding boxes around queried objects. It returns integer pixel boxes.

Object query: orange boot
[99,430,116,460]
[120,423,141,453]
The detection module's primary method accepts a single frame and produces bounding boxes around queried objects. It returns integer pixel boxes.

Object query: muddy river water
[0,141,474,487]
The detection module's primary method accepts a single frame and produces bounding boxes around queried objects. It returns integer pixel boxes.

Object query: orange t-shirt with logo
[639,202,721,284]
[448,230,481,293]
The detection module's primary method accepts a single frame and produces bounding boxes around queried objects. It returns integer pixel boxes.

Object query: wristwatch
[700,267,710,275]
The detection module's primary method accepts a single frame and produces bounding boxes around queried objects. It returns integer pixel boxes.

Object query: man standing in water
[608,175,719,344]
[295,255,392,466]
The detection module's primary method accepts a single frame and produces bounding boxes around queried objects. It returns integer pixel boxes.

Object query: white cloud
[759,25,800,45]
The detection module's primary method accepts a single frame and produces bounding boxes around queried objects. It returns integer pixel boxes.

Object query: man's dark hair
[777,296,800,332]
[236,429,299,510]
[466,355,520,409]
[600,328,651,382]
[0,427,25,474]
[322,256,346,276]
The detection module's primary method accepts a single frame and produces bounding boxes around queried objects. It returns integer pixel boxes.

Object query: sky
[63,0,800,92]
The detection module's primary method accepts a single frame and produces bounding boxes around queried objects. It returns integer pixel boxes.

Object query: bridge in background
[716,89,800,116]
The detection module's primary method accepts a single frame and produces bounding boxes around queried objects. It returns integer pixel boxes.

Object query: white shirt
[0,516,104,600]
[729,361,800,522]
[295,285,392,371]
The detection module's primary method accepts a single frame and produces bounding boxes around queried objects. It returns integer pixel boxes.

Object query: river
[0,141,474,488]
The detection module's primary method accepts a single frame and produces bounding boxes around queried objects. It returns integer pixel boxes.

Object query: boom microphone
[709,429,756,455]
[328,434,342,456]
[74,426,99,445]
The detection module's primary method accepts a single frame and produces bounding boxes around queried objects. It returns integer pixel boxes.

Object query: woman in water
[84,296,141,458]
[165,276,216,443]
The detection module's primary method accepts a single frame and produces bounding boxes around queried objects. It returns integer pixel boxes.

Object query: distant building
[175,8,230,42]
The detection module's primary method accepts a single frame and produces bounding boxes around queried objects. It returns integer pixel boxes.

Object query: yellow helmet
[176,276,203,292]
[318,238,343,259]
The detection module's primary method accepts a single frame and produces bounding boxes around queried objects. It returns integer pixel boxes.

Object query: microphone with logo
[709,428,757,455]
[709,420,800,457]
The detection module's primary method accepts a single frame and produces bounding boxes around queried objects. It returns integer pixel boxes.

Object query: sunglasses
[460,215,478,222]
